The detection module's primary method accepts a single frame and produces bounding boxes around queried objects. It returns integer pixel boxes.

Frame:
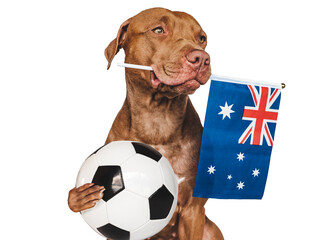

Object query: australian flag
[193,76,282,199]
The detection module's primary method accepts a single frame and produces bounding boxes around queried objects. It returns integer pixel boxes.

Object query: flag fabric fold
[193,76,282,199]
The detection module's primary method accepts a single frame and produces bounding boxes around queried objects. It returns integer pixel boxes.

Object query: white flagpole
[117,62,153,71]
[211,74,284,90]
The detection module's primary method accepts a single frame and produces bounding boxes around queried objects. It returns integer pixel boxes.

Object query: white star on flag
[252,168,260,177]
[207,165,216,174]
[218,102,235,119]
[237,181,245,190]
[227,174,232,180]
[237,152,245,161]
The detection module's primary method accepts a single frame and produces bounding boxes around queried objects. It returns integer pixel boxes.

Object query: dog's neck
[124,75,190,145]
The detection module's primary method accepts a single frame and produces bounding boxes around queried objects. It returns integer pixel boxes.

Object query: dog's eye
[200,35,207,43]
[153,27,165,34]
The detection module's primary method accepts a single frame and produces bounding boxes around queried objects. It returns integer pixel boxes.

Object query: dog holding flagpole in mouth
[68,7,224,240]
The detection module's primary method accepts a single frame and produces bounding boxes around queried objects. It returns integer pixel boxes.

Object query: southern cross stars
[206,151,260,192]
[218,102,235,119]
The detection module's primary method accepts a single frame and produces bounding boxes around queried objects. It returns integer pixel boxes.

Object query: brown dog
[68,8,224,240]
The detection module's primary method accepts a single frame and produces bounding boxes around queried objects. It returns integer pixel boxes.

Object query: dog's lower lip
[175,79,200,86]
[177,79,201,89]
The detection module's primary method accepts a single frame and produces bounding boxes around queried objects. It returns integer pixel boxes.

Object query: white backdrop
[1,0,319,239]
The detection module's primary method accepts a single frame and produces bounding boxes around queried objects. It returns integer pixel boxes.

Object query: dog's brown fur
[105,8,224,240]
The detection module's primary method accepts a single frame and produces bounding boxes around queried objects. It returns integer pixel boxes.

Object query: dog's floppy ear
[105,18,132,70]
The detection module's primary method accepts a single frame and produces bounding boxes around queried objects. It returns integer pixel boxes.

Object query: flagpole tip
[281,83,286,89]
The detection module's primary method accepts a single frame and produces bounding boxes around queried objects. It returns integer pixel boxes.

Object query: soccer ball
[76,141,178,240]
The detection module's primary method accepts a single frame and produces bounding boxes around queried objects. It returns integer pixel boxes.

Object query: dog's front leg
[178,199,206,240]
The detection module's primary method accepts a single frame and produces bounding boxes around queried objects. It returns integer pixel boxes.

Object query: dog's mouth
[150,67,208,94]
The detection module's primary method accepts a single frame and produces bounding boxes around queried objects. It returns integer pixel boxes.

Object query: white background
[1,0,319,239]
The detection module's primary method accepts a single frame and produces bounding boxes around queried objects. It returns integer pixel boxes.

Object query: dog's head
[106,8,211,96]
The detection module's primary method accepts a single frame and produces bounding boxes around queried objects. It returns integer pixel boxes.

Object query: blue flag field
[193,75,282,199]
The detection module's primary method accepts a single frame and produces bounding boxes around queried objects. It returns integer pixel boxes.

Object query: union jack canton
[239,85,280,146]
[193,76,282,199]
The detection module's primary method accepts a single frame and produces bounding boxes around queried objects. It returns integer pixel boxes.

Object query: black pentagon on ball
[149,185,174,220]
[97,223,130,240]
[92,166,125,202]
[131,142,162,162]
